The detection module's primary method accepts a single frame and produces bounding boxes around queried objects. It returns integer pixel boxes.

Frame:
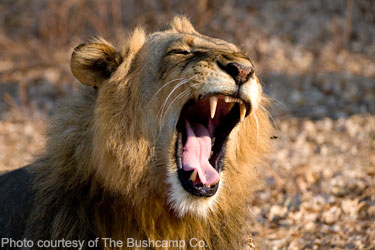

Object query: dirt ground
[0,0,374,249]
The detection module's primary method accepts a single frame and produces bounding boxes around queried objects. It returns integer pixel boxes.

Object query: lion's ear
[170,16,198,34]
[70,42,122,87]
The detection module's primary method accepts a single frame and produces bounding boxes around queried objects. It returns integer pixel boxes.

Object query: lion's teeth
[190,170,198,183]
[224,96,244,104]
[210,96,218,119]
[240,103,246,122]
[228,102,235,111]
[209,177,220,187]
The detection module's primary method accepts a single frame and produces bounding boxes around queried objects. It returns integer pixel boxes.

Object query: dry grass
[0,0,374,249]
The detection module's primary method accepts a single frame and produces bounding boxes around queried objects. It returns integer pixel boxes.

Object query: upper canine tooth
[210,96,218,119]
[228,102,235,111]
[240,103,246,122]
[224,96,230,103]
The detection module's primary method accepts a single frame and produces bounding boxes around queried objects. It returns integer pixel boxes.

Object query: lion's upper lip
[175,94,250,197]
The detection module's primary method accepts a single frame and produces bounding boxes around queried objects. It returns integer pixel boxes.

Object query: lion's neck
[93,189,250,249]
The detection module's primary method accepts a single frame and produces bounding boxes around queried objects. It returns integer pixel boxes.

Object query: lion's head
[70,16,271,218]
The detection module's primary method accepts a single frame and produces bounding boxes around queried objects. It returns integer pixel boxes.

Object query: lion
[0,16,272,249]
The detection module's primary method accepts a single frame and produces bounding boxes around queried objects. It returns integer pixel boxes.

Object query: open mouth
[175,94,250,197]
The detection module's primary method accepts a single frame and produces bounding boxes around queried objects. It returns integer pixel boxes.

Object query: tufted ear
[70,40,122,87]
[170,16,198,34]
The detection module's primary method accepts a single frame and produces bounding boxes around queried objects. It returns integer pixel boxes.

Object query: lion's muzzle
[175,94,250,197]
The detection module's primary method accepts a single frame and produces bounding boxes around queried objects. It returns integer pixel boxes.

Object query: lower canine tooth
[209,177,220,187]
[190,170,198,182]
[240,103,246,122]
[210,96,218,119]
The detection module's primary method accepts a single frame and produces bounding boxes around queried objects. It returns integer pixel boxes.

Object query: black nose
[218,62,254,85]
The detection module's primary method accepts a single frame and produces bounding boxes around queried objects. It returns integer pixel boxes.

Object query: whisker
[159,89,190,130]
[253,112,259,151]
[157,89,191,137]
[158,79,189,121]
[189,83,200,88]
[260,104,279,132]
[160,82,200,122]
[155,75,198,137]
[150,78,185,101]
[158,75,197,124]
[162,89,191,123]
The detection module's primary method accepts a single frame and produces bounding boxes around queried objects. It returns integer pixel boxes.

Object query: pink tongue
[182,120,220,186]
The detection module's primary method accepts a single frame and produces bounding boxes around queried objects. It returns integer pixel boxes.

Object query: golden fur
[24,16,273,249]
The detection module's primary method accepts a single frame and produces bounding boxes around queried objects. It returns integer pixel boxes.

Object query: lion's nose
[218,62,253,86]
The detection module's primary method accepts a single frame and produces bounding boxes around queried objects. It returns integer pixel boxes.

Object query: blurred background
[0,0,374,249]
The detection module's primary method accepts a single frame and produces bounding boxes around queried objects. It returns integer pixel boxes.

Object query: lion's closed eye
[167,49,191,55]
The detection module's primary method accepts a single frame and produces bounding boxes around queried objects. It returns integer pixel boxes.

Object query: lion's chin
[166,170,222,218]
[174,94,250,198]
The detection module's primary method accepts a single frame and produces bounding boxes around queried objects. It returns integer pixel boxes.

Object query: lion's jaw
[141,31,263,218]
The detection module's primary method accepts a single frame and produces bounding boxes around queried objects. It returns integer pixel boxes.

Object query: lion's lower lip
[175,95,247,197]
